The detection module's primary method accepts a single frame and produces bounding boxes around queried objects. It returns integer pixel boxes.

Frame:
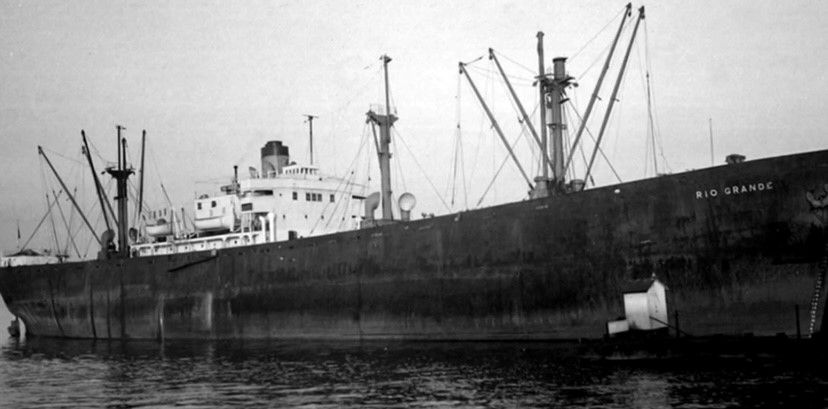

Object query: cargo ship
[1,6,827,341]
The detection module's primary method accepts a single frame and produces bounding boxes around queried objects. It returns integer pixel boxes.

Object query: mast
[584,6,645,183]
[536,32,549,183]
[303,114,318,165]
[106,125,134,257]
[563,3,631,176]
[138,130,146,221]
[366,55,397,220]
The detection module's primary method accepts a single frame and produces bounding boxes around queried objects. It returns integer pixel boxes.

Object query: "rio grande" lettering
[695,181,774,199]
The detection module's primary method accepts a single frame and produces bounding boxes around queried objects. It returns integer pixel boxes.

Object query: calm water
[0,306,826,408]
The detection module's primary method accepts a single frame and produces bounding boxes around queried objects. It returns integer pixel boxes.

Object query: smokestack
[260,141,290,177]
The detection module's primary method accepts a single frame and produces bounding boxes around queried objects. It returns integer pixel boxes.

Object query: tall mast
[584,6,645,183]
[107,125,134,257]
[138,130,146,220]
[366,55,397,220]
[536,32,549,183]
[303,114,318,165]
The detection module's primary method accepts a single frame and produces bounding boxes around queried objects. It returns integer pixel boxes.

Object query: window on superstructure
[211,201,216,208]
[197,203,202,210]
[305,193,310,201]
[330,194,335,203]
[293,192,297,200]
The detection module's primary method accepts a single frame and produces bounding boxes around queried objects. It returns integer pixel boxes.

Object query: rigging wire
[565,103,623,183]
[449,72,462,209]
[644,19,670,173]
[491,55,544,179]
[52,189,81,258]
[77,199,105,259]
[311,123,370,234]
[47,192,61,255]
[578,130,592,186]
[466,64,535,85]
[86,136,110,164]
[20,189,62,251]
[392,127,451,212]
[475,131,524,208]
[37,154,51,250]
[40,146,84,166]
[57,184,101,260]
[488,65,497,202]
[634,40,653,177]
[575,40,615,86]
[449,70,471,211]
[391,126,407,194]
[570,5,630,63]
[147,143,174,208]
[493,50,536,75]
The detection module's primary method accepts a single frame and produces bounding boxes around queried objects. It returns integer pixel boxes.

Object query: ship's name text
[695,181,774,199]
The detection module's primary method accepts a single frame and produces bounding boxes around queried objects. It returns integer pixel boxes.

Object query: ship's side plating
[1,149,827,340]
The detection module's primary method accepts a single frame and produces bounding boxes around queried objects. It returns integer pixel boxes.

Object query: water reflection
[0,337,825,408]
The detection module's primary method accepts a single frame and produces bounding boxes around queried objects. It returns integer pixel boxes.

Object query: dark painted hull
[2,150,828,340]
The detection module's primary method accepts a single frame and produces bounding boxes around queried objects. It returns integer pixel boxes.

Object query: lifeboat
[145,218,172,237]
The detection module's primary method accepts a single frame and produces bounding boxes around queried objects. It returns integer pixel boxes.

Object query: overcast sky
[2,0,827,255]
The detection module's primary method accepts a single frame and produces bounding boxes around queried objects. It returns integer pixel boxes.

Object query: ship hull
[2,150,827,340]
